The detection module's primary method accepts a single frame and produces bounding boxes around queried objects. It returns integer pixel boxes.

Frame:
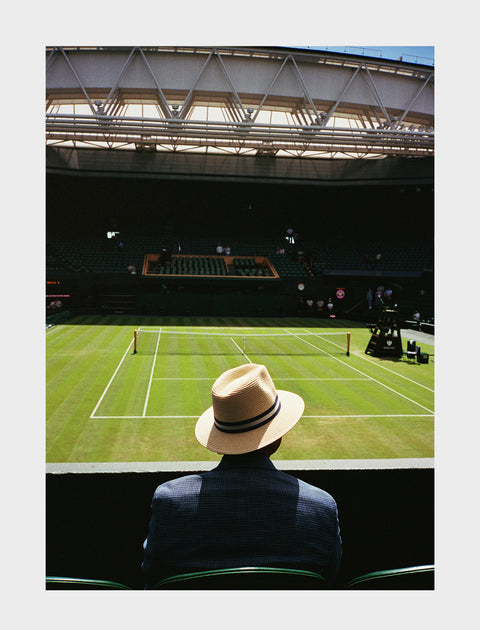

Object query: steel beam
[46,46,434,158]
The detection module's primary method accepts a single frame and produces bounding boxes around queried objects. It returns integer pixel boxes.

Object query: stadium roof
[46,46,434,161]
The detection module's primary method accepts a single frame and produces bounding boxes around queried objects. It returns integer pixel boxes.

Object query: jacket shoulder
[296,476,338,509]
[152,474,203,499]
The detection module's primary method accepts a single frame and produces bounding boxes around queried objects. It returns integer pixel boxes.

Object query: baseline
[88,413,432,420]
[151,377,370,381]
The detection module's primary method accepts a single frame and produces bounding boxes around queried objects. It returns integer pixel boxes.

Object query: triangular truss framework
[46,46,434,158]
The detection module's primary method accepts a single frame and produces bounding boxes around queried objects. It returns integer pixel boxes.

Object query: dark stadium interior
[47,172,433,241]
[46,158,434,590]
[46,165,434,324]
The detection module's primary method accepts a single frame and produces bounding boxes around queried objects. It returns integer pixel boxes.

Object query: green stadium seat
[345,564,434,590]
[46,576,132,590]
[153,566,328,590]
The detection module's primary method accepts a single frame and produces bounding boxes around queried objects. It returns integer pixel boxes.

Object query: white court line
[90,413,433,420]
[151,377,369,381]
[90,336,135,418]
[231,337,252,363]
[92,415,199,419]
[285,329,434,414]
[142,328,162,417]
[274,377,370,381]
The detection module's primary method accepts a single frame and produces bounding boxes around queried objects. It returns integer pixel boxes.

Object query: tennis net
[133,328,350,357]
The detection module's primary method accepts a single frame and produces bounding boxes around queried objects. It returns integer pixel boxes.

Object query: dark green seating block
[154,566,328,590]
[345,565,434,590]
[46,576,132,590]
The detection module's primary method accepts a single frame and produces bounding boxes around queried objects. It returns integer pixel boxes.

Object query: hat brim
[195,390,305,455]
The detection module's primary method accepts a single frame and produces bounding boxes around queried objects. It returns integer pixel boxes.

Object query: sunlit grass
[46,315,434,462]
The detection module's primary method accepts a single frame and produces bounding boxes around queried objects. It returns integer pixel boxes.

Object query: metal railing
[46,113,434,156]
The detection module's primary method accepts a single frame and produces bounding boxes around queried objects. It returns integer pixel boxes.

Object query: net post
[133,329,137,354]
[346,331,351,356]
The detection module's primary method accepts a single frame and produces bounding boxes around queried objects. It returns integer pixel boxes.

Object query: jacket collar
[216,451,277,471]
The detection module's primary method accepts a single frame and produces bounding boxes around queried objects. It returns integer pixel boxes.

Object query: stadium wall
[46,467,434,589]
[48,272,432,321]
[46,147,433,186]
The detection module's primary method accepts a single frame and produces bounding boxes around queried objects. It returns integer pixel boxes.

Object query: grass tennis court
[46,315,434,463]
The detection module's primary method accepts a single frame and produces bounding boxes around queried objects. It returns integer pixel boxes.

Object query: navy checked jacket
[142,451,341,588]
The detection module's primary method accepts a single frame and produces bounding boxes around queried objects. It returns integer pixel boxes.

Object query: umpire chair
[365,308,403,358]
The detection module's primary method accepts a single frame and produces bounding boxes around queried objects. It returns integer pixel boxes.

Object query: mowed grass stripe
[94,352,156,417]
[288,376,421,417]
[148,353,197,416]
[266,354,351,381]
[345,350,434,411]
[145,340,247,416]
[353,351,434,392]
[47,316,434,462]
[46,324,136,461]
[46,324,131,411]
[282,416,433,459]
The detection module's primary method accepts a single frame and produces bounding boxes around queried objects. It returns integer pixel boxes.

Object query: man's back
[142,451,341,588]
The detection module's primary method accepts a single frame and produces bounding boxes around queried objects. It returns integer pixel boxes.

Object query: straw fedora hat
[195,363,305,455]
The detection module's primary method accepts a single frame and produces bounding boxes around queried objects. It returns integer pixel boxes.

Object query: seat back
[345,565,434,590]
[154,566,328,590]
[406,339,419,359]
[46,576,131,590]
